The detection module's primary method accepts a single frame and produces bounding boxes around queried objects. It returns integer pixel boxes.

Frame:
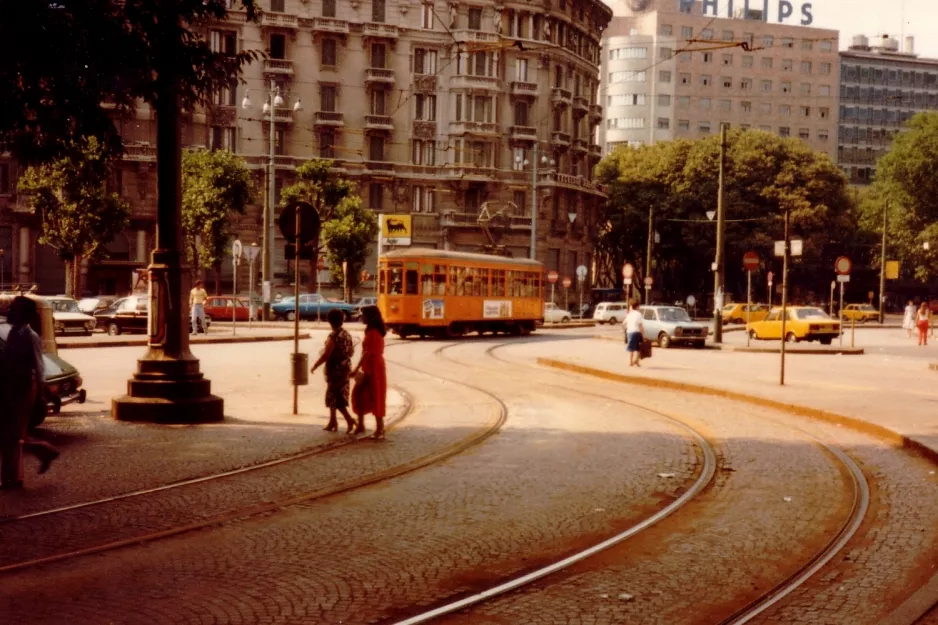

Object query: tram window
[405,270,418,295]
[472,268,483,296]
[491,269,506,296]
[378,270,386,294]
[448,266,458,296]
[421,272,433,295]
[388,265,403,294]
[477,268,489,296]
[434,265,447,295]
[456,267,468,296]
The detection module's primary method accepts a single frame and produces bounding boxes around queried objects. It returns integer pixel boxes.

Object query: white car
[543,302,571,324]
[46,296,97,336]
[592,301,629,324]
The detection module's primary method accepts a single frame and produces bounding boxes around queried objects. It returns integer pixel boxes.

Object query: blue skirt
[626,331,642,352]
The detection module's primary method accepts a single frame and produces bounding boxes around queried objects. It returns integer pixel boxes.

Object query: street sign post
[743,251,759,347]
[835,257,852,347]
[623,263,634,301]
[231,240,242,335]
[244,243,261,330]
[562,276,571,311]
[576,265,587,318]
[548,270,559,305]
[767,270,774,307]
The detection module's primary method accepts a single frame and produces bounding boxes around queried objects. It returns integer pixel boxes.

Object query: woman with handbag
[351,306,388,440]
[310,309,357,434]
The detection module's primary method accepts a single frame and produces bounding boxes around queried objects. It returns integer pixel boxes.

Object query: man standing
[623,300,645,368]
[189,279,208,334]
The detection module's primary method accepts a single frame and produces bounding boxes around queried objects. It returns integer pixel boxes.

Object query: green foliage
[597,130,857,299]
[322,197,379,294]
[18,136,131,296]
[181,149,254,282]
[1,0,258,165]
[868,112,938,281]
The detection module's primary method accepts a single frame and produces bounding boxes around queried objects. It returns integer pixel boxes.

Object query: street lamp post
[879,203,888,324]
[712,123,728,343]
[520,143,555,261]
[242,81,301,321]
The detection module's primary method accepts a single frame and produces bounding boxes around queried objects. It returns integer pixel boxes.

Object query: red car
[203,296,253,322]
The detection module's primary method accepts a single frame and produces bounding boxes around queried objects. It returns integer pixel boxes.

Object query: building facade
[599,0,840,158]
[0,0,612,297]
[838,34,938,185]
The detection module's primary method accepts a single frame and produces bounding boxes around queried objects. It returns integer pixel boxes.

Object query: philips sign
[678,0,814,26]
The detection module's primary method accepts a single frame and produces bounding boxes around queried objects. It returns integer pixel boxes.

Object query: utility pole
[264,79,276,322]
[529,141,538,261]
[879,203,888,324]
[779,207,791,386]
[645,205,654,305]
[712,123,728,343]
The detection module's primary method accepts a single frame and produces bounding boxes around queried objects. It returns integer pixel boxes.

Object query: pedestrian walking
[903,300,916,338]
[189,280,208,334]
[1,296,59,490]
[351,306,387,440]
[623,300,645,367]
[310,309,357,434]
[916,302,931,346]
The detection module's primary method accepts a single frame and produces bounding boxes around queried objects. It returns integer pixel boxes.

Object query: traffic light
[285,243,314,260]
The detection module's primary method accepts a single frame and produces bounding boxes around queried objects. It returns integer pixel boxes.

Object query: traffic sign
[686,295,696,307]
[767,271,774,285]
[562,276,572,288]
[622,263,634,279]
[576,265,588,281]
[547,271,559,284]
[624,278,632,286]
[644,276,654,287]
[231,239,242,265]
[244,244,261,262]
[742,251,759,272]
[835,256,852,275]
[279,201,321,245]
[837,274,851,283]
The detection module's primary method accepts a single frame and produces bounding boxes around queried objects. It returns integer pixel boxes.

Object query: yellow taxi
[748,306,841,344]
[721,302,770,325]
[840,304,880,323]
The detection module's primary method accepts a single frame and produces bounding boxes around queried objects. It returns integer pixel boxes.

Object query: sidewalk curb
[536,356,938,625]
[715,345,865,355]
[59,333,310,350]
[539,321,597,330]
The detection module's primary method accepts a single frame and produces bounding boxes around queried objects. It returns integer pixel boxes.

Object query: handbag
[639,339,653,359]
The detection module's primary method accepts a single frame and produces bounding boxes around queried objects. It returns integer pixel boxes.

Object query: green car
[0,322,87,428]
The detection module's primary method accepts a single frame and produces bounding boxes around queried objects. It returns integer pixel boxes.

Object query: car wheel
[286,311,296,322]
[107,322,122,336]
[561,316,571,324]
[785,332,799,343]
[608,317,617,324]
[658,332,671,349]
[819,337,833,345]
[749,329,759,341]
[693,340,706,349]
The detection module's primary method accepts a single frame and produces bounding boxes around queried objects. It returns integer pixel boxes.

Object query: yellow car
[748,306,841,344]
[840,304,879,323]
[721,302,770,325]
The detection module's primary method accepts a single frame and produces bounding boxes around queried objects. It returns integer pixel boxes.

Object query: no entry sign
[742,251,759,272]
[835,256,852,275]
[562,276,572,288]
[547,271,559,284]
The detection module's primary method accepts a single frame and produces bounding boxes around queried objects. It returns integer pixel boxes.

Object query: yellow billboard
[380,215,412,246]
[885,260,900,280]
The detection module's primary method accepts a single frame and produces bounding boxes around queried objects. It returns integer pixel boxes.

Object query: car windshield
[658,307,691,322]
[50,299,81,313]
[796,308,830,320]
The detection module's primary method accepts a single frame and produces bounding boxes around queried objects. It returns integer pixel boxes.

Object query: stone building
[0,0,612,297]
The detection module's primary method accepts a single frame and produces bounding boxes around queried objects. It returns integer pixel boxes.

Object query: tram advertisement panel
[483,300,512,319]
[422,298,444,319]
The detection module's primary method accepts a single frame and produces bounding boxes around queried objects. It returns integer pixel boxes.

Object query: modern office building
[599,0,840,158]
[838,34,938,185]
[1,0,612,296]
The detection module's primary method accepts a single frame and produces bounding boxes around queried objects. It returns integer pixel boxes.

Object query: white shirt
[624,309,644,334]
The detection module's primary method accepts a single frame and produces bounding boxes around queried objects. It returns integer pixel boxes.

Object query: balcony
[123,143,156,161]
[312,17,349,35]
[451,30,500,45]
[589,143,602,159]
[413,213,442,239]
[449,121,498,136]
[572,138,588,156]
[589,104,603,123]
[413,74,437,91]
[509,125,538,142]
[442,212,533,229]
[451,74,500,92]
[551,88,572,109]
[264,59,294,75]
[364,115,394,131]
[365,67,395,85]
[364,161,395,174]
[412,121,437,140]
[551,131,572,149]
[313,111,345,127]
[363,22,400,39]
[573,95,589,117]
[260,12,298,29]
[510,81,538,98]
[273,108,295,123]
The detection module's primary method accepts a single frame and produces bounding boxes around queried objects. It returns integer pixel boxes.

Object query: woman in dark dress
[311,309,357,434]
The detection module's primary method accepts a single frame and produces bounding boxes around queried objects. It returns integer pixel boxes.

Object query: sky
[603,0,938,58]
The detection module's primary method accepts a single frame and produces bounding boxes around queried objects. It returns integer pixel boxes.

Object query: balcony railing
[261,12,298,28]
[551,88,573,108]
[313,111,345,127]
[365,68,395,84]
[451,30,500,44]
[442,212,531,229]
[551,131,572,148]
[572,138,588,154]
[449,121,498,136]
[312,17,349,34]
[273,108,295,123]
[509,125,538,141]
[364,160,395,173]
[413,213,442,238]
[573,95,589,116]
[363,23,400,38]
[510,81,538,97]
[589,144,602,158]
[264,59,294,75]
[589,104,603,123]
[123,144,157,160]
[364,115,394,130]
[451,74,499,91]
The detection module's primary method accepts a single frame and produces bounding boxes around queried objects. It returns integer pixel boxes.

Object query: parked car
[78,296,117,316]
[94,296,149,335]
[204,295,252,322]
[271,293,357,321]
[592,301,629,324]
[46,296,97,336]
[840,303,880,323]
[0,322,86,428]
[350,296,377,321]
[543,302,571,324]
[748,306,841,344]
[721,302,770,325]
[639,305,708,348]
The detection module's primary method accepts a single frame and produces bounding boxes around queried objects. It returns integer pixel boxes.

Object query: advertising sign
[483,300,513,319]
[380,214,413,246]
[422,298,444,319]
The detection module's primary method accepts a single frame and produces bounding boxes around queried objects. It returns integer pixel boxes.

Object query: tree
[868,112,938,282]
[181,149,254,294]
[280,159,355,292]
[17,136,131,298]
[1,0,259,165]
[322,196,379,301]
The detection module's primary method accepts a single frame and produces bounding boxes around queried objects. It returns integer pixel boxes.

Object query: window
[818,129,829,141]
[469,50,494,76]
[759,125,770,131]
[722,54,733,66]
[659,47,673,60]
[609,47,648,60]
[699,97,711,110]
[318,129,336,158]
[413,186,435,213]
[657,117,670,129]
[610,70,646,83]
[782,59,792,72]
[781,81,791,93]
[798,128,810,139]
[819,107,830,119]
[719,99,731,111]
[270,0,284,11]
[659,70,672,83]
[420,3,434,29]
[455,94,494,122]
[468,6,482,30]
[371,43,387,68]
[606,117,645,129]
[741,101,752,112]
[679,52,691,62]
[210,30,237,55]
[701,75,711,86]
[373,0,386,22]
[820,62,831,75]
[678,119,690,130]
[761,57,773,69]
[681,26,692,40]
[0,164,8,194]
[722,30,734,41]
[212,78,237,106]
[512,190,526,213]
[679,73,690,85]
[370,89,386,114]
[819,85,830,96]
[702,52,712,63]
[762,35,774,47]
[677,96,690,108]
[779,104,790,116]
[820,40,832,52]
[369,183,383,210]
[761,80,772,92]
[415,94,437,121]
[658,94,671,106]
[700,28,713,39]
[782,37,793,48]
[779,126,790,137]
[742,56,753,68]
[269,33,285,59]
[740,78,752,90]
[800,83,811,96]
[322,38,337,66]
[414,48,438,74]
[514,100,530,125]
[659,24,673,36]
[699,121,711,133]
[608,94,646,106]
[802,40,813,50]
[722,77,732,88]
[801,61,812,74]
[516,58,529,81]
[274,128,284,155]
[800,106,811,117]
[323,0,336,17]
[320,84,336,111]
[760,102,771,114]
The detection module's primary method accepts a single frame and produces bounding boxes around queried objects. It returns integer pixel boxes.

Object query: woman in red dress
[351,306,388,439]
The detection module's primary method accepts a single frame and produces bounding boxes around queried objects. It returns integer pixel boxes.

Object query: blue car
[271,294,357,321]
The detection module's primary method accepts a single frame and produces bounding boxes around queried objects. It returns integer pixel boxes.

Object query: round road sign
[547,271,559,284]
[562,276,572,288]
[742,251,760,272]
[767,271,774,285]
[644,276,654,287]
[622,263,634,279]
[686,295,696,307]
[576,264,588,280]
[835,256,852,275]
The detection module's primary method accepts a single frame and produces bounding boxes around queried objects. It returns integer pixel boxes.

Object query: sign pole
[839,281,845,348]
[248,257,254,330]
[551,283,555,306]
[578,283,583,319]
[232,257,237,336]
[746,269,752,347]
[779,208,790,386]
[293,209,302,415]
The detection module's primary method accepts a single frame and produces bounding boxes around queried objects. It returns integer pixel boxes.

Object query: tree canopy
[596,130,857,302]
[17,136,131,297]
[1,0,258,164]
[181,149,254,293]
[322,196,379,299]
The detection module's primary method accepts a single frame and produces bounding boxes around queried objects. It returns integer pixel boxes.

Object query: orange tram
[377,249,545,338]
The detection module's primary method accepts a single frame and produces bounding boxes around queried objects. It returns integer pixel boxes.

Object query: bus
[377,249,545,338]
